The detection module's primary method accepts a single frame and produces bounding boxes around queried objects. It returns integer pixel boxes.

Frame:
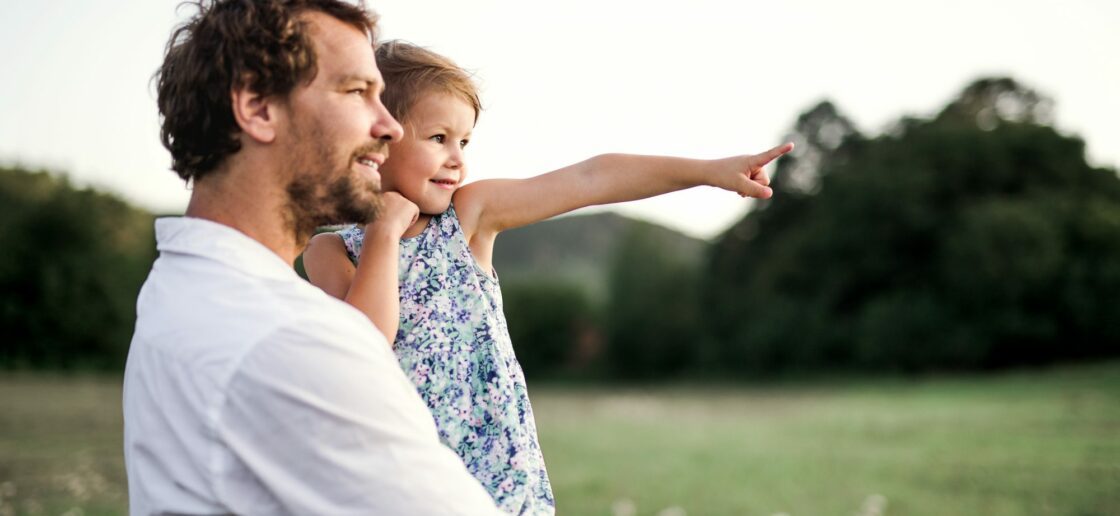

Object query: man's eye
[431,134,445,144]
[348,88,365,95]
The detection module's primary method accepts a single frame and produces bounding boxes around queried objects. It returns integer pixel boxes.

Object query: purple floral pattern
[337,205,554,515]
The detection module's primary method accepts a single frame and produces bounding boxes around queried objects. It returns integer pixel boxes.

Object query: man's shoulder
[266,292,387,349]
[133,252,388,371]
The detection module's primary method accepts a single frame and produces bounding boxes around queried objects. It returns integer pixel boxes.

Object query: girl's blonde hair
[375,40,482,124]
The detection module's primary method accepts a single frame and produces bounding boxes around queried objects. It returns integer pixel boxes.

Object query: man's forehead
[300,9,371,41]
[302,11,377,80]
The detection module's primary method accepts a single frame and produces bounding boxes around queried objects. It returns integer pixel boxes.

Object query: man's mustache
[351,141,390,162]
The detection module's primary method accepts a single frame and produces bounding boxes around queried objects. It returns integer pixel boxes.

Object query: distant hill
[492,211,707,301]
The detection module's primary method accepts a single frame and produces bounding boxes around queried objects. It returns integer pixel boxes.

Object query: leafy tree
[773,100,862,194]
[704,77,1120,373]
[0,166,155,370]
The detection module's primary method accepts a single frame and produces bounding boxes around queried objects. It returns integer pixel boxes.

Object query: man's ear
[230,86,280,144]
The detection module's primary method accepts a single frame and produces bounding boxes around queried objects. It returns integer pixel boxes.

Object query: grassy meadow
[1,363,1118,515]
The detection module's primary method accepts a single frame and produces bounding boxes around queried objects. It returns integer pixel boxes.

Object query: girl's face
[380,92,476,215]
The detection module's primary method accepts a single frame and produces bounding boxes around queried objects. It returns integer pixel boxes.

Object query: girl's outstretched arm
[454,142,793,253]
[303,192,419,344]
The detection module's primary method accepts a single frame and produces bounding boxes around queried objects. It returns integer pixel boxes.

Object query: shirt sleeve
[214,319,502,515]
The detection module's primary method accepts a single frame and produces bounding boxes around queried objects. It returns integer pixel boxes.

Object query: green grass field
[1,363,1118,515]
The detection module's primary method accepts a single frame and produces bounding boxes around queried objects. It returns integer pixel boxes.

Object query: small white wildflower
[611,498,636,516]
[856,494,888,516]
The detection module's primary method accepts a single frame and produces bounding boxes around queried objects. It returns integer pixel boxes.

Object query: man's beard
[282,122,387,246]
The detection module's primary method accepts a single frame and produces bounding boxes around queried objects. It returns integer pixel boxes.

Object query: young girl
[303,41,792,514]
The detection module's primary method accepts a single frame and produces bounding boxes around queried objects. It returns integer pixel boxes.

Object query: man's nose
[372,106,403,143]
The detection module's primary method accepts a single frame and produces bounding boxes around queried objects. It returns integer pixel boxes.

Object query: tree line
[0,167,155,369]
[506,77,1120,379]
[3,76,1117,377]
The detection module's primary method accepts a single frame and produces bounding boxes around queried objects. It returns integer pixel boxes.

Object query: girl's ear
[230,85,280,144]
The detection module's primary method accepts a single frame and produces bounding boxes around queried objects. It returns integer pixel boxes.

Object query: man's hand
[710,142,794,199]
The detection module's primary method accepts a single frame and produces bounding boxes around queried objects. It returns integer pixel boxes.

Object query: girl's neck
[402,214,433,239]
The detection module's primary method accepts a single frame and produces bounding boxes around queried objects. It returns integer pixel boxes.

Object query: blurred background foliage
[705,77,1120,375]
[2,76,1118,379]
[0,167,155,370]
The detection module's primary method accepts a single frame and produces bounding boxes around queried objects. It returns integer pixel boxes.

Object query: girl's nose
[447,147,464,169]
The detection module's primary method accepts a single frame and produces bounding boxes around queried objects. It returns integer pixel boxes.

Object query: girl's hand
[364,192,419,239]
[711,142,794,199]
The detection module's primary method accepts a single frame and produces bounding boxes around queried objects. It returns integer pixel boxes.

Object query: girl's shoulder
[333,225,363,263]
[448,187,488,242]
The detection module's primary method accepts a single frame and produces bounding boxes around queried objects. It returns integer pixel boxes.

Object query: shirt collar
[155,216,299,282]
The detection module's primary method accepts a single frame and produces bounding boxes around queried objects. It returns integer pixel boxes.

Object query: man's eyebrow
[336,74,381,89]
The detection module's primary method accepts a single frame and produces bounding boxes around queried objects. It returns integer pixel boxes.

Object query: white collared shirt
[123,217,500,515]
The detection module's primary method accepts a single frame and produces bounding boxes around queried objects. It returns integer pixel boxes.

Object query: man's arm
[217,320,500,515]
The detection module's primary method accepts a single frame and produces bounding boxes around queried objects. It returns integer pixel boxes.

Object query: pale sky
[2,0,1117,239]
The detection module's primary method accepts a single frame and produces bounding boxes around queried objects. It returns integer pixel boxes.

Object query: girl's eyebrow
[421,122,470,135]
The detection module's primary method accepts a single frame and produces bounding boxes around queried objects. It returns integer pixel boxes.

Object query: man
[122,1,501,513]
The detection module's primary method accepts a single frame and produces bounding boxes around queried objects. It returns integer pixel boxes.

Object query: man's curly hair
[156,0,377,182]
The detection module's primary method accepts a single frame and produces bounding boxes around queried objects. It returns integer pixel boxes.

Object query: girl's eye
[430,134,445,144]
[459,139,470,149]
[347,88,365,96]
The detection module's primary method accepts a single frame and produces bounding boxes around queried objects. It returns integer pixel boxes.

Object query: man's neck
[185,163,302,266]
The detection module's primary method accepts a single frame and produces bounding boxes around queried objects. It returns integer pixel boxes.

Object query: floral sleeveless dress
[337,205,554,515]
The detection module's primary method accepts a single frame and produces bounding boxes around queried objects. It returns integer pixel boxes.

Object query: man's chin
[347,162,381,192]
[335,192,383,226]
